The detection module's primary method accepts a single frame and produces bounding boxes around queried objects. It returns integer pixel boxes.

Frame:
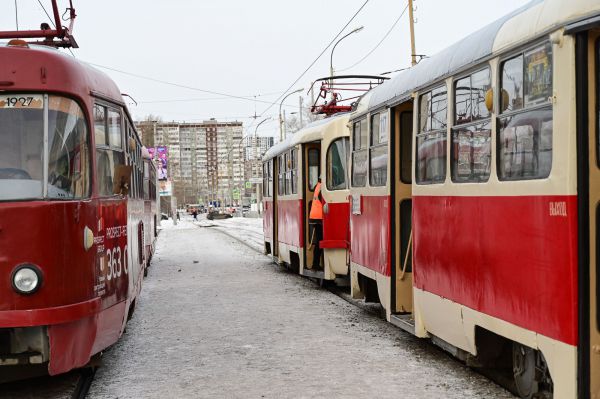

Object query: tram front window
[0,94,90,201]
[0,95,44,201]
[47,96,90,199]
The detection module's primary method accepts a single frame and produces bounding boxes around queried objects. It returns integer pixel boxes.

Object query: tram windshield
[0,94,89,201]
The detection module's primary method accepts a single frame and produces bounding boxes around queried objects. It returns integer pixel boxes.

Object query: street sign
[245,181,252,189]
[233,188,240,200]
[250,177,262,184]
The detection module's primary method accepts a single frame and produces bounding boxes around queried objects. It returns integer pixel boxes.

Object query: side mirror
[485,88,494,113]
[113,165,132,196]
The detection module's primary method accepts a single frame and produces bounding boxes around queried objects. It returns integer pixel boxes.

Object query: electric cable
[338,3,409,72]
[88,62,289,106]
[256,0,371,118]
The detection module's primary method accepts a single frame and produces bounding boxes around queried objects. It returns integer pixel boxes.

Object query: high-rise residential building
[136,119,246,207]
[243,136,274,203]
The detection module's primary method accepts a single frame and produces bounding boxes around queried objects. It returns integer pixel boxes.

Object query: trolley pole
[408,0,417,66]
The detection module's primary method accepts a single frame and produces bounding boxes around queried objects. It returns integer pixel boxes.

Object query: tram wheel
[512,342,538,399]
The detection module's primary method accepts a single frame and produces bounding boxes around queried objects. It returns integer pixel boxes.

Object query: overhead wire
[37,0,55,27]
[256,0,371,118]
[88,62,293,106]
[338,3,409,72]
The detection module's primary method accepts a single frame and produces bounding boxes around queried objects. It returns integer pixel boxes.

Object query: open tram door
[390,99,414,327]
[573,23,600,398]
[303,142,321,274]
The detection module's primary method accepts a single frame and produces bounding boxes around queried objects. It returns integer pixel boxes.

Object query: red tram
[264,0,600,397]
[0,39,156,381]
[262,113,352,280]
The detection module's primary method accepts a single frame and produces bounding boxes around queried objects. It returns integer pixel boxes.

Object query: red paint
[323,201,350,249]
[413,195,578,345]
[48,316,97,375]
[0,298,100,327]
[349,195,391,276]
[277,199,304,248]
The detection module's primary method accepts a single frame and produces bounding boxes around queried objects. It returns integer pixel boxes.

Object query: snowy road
[84,218,513,399]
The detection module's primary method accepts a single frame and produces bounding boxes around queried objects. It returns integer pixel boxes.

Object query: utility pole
[408,0,417,66]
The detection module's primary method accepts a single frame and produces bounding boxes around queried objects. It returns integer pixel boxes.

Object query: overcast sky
[2,0,531,138]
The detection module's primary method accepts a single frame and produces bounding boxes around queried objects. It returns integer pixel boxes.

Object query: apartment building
[136,119,245,206]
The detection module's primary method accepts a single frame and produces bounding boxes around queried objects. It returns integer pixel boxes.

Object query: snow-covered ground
[86,218,513,399]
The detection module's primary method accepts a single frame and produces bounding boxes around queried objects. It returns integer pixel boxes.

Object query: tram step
[390,314,415,335]
[301,268,325,279]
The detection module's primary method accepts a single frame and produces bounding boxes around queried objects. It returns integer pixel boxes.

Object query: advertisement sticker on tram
[94,205,129,301]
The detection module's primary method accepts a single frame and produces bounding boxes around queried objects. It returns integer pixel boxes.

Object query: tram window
[47,96,91,199]
[370,113,388,187]
[268,160,273,197]
[352,150,368,187]
[0,98,44,200]
[327,138,349,191]
[308,148,320,190]
[451,122,492,183]
[501,56,524,113]
[291,148,298,194]
[94,105,107,146]
[285,152,291,195]
[455,68,491,124]
[278,156,284,196]
[417,84,448,184]
[96,149,125,196]
[498,42,553,181]
[498,108,552,180]
[416,132,447,184]
[263,163,267,197]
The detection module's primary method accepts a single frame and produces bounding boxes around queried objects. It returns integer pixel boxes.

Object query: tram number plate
[352,195,362,215]
[0,95,44,109]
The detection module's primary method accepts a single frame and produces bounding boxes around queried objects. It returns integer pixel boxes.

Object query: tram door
[392,101,413,314]
[584,30,600,398]
[272,158,279,257]
[304,143,321,269]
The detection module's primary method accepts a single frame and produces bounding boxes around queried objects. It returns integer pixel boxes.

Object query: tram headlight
[11,265,42,295]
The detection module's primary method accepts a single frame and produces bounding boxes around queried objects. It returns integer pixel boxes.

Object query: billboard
[149,146,168,180]
[159,179,172,196]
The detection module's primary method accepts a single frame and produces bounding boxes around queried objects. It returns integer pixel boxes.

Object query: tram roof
[0,42,123,104]
[365,0,600,112]
[263,113,350,161]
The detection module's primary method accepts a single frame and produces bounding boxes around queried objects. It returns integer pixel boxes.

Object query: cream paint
[351,262,391,320]
[324,249,347,279]
[414,288,577,399]
[493,0,600,55]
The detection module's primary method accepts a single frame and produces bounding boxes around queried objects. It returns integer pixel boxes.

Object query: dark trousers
[309,219,323,268]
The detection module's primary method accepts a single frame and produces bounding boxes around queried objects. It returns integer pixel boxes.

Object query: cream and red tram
[0,39,156,381]
[347,0,600,397]
[262,113,352,281]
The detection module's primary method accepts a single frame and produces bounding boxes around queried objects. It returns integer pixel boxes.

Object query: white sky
[2,0,531,139]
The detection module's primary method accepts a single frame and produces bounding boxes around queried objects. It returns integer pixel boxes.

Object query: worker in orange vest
[309,177,324,269]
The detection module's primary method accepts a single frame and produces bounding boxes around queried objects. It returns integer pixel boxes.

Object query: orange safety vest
[309,182,323,220]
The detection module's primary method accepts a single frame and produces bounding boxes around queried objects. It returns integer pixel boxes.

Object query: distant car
[207,211,233,220]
